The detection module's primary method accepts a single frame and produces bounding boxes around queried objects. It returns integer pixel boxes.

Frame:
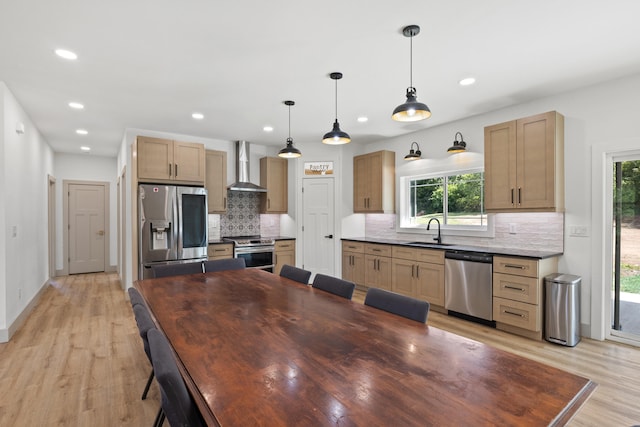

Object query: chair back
[132,304,156,362]
[312,274,355,300]
[151,261,203,278]
[279,264,312,284]
[203,257,246,273]
[127,287,145,308]
[364,287,430,323]
[147,329,205,427]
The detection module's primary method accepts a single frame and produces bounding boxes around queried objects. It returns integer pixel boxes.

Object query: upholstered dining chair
[203,257,246,273]
[364,287,430,323]
[147,329,205,427]
[127,287,146,308]
[279,264,312,285]
[151,262,203,278]
[312,274,356,300]
[132,304,157,401]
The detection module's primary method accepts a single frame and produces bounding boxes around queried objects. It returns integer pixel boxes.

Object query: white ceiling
[1,0,640,157]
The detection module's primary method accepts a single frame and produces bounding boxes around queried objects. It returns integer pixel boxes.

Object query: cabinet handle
[268,198,271,209]
[511,188,514,204]
[214,248,226,252]
[504,264,526,270]
[169,163,172,176]
[504,309,525,318]
[416,265,419,278]
[351,255,354,266]
[505,285,525,291]
[175,163,178,177]
[372,248,381,252]
[411,264,415,278]
[224,197,227,209]
[376,259,380,270]
[518,187,521,205]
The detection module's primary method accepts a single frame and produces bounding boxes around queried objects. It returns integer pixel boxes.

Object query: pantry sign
[304,161,334,176]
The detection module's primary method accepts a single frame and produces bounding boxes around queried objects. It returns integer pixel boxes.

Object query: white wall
[53,153,118,272]
[0,82,54,341]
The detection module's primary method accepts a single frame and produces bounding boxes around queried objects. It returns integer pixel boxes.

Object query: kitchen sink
[404,241,453,247]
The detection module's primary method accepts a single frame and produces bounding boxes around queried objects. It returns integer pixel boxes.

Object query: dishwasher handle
[445,250,493,263]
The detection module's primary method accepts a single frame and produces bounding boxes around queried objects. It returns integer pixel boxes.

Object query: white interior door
[302,178,335,277]
[69,183,106,274]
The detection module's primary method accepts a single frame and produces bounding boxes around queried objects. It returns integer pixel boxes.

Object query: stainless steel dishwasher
[444,250,494,325]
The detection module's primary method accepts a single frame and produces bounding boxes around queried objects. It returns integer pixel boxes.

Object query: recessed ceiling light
[357,116,368,123]
[263,126,274,132]
[68,102,84,109]
[55,49,78,60]
[76,129,88,135]
[459,77,476,86]
[192,112,204,120]
[80,146,91,152]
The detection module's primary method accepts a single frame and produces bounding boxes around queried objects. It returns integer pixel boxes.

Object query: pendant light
[392,25,431,122]
[278,100,302,158]
[322,72,351,145]
[404,142,422,161]
[447,132,467,153]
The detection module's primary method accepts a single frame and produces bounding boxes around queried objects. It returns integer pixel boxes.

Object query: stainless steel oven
[224,236,275,272]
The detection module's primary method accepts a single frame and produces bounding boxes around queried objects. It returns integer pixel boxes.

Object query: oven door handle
[234,246,275,255]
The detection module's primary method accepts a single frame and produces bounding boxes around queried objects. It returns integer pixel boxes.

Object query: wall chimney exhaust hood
[227,140,267,192]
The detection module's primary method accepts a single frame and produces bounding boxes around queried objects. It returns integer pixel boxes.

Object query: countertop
[342,237,562,259]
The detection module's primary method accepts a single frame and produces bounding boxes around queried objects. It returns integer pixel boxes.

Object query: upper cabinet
[137,136,206,185]
[353,150,395,213]
[484,111,564,212]
[260,156,288,213]
[205,149,227,213]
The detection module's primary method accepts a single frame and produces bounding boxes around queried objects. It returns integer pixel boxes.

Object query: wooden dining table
[135,269,595,427]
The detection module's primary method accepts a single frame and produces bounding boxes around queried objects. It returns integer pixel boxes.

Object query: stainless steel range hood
[227,140,267,192]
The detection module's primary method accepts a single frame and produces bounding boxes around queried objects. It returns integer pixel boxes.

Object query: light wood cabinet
[137,136,206,184]
[207,243,233,260]
[342,241,365,287]
[391,246,445,307]
[484,111,564,212]
[274,240,295,275]
[492,255,558,340]
[205,150,228,213]
[364,244,392,291]
[260,157,288,213]
[353,150,395,213]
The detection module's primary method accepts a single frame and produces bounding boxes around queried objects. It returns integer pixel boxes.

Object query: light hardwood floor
[0,274,638,426]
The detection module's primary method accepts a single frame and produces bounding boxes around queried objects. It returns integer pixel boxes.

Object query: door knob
[324,234,333,239]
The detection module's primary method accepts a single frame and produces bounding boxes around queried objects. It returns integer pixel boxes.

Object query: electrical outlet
[509,223,517,234]
[569,226,589,237]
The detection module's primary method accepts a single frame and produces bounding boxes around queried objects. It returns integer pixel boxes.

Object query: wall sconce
[447,132,467,153]
[404,142,422,161]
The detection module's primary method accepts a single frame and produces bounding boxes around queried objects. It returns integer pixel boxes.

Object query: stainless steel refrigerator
[138,184,208,279]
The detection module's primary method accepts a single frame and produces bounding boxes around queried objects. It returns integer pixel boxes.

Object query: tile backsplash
[220,191,261,237]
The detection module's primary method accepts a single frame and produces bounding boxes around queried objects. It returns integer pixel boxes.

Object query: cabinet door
[415,262,445,307]
[274,250,295,275]
[174,141,206,183]
[516,112,557,209]
[365,255,392,290]
[261,157,288,213]
[484,121,517,210]
[377,256,392,291]
[391,258,415,297]
[206,150,228,213]
[367,152,383,211]
[353,154,369,212]
[138,136,173,181]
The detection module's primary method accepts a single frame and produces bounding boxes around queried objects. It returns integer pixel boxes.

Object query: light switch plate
[569,225,589,237]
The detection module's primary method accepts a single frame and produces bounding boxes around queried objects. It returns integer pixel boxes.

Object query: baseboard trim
[0,280,49,343]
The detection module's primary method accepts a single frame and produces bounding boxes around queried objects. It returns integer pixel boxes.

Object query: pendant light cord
[334,78,338,121]
[409,33,413,89]
[288,103,291,140]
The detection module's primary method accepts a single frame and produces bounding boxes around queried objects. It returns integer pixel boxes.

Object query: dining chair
[147,329,205,427]
[312,274,356,300]
[132,304,157,401]
[128,287,146,308]
[279,264,312,285]
[203,257,246,273]
[151,262,203,278]
[364,287,430,323]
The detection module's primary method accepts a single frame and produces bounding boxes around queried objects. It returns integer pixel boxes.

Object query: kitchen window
[399,167,491,236]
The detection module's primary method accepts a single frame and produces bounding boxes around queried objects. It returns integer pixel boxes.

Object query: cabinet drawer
[342,241,365,253]
[493,256,539,278]
[416,248,444,265]
[208,243,233,258]
[493,273,540,304]
[392,246,416,261]
[275,240,295,251]
[365,243,392,257]
[493,296,541,331]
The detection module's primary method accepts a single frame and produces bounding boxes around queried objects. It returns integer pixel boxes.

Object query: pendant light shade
[278,100,302,159]
[404,142,422,161]
[392,25,431,122]
[323,72,351,145]
[447,132,467,153]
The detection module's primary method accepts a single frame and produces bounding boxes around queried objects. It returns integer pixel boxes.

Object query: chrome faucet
[426,218,442,245]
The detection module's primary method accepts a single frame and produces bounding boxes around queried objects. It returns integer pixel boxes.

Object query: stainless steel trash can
[545,273,581,346]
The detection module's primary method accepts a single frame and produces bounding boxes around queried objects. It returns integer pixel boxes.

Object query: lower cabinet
[342,241,365,286]
[364,244,392,290]
[208,243,233,260]
[274,240,295,275]
[391,246,445,308]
